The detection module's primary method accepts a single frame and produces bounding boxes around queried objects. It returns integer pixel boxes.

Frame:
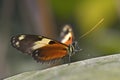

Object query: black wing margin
[11,34,44,55]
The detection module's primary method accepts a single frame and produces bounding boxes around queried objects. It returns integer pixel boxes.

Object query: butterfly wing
[60,25,74,45]
[11,34,69,62]
[11,34,54,55]
[32,42,68,62]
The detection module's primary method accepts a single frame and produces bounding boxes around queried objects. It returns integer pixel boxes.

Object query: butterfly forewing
[11,34,69,62]
[11,34,53,55]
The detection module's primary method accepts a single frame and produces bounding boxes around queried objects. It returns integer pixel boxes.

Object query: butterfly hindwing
[60,25,74,45]
[32,42,68,62]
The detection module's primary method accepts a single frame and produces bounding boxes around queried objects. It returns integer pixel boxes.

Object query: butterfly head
[60,25,82,63]
[68,41,82,56]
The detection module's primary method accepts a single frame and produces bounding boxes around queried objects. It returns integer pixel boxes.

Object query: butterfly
[11,25,80,63]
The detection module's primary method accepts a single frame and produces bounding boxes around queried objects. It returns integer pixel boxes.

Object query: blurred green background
[0,0,120,79]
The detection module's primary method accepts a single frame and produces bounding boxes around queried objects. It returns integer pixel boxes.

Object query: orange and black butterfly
[11,25,80,63]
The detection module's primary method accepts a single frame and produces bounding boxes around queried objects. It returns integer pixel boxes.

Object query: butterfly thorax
[66,41,81,63]
[67,44,74,56]
[68,41,80,56]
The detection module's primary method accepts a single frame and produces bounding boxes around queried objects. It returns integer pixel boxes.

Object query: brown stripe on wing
[32,43,68,62]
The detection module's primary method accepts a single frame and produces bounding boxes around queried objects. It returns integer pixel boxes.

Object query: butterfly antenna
[79,18,104,40]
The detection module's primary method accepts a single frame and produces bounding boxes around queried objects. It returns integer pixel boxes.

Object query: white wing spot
[61,33,72,43]
[18,35,25,40]
[15,41,20,47]
[32,38,51,50]
[12,39,16,44]
[35,51,39,56]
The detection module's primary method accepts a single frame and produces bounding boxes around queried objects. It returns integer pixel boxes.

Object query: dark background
[0,0,120,79]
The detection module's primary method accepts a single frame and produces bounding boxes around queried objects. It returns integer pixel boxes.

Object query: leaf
[4,54,120,80]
